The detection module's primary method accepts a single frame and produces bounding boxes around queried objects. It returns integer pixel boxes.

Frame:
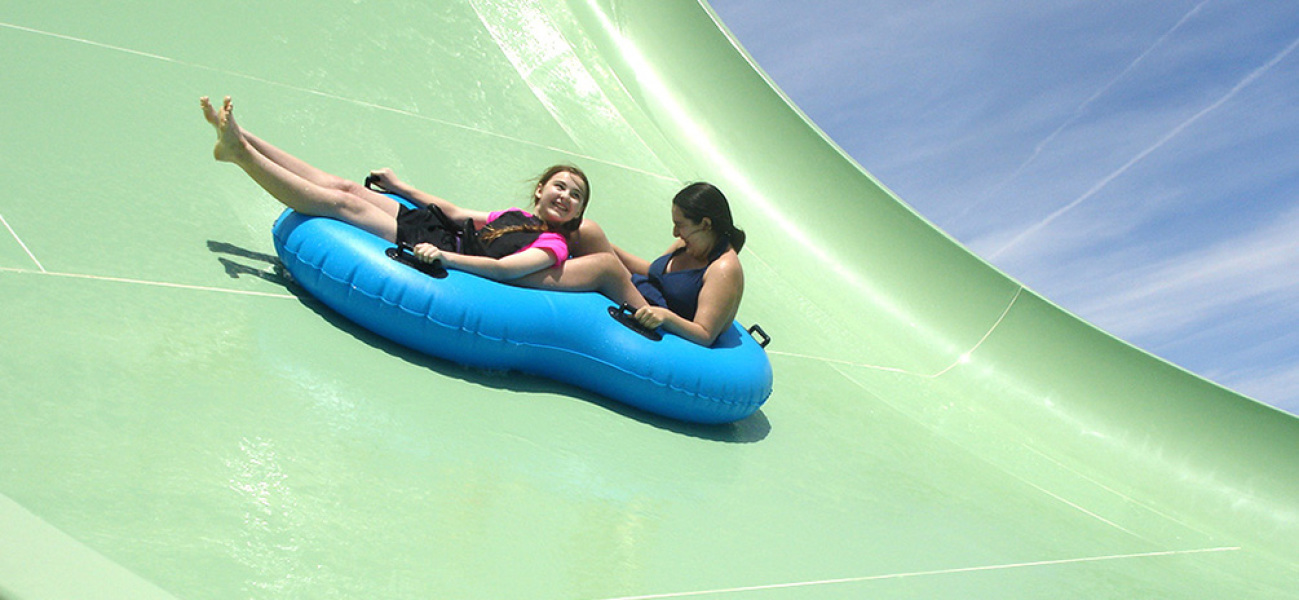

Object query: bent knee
[588,251,626,273]
[571,219,613,255]
[593,253,634,286]
[332,179,365,195]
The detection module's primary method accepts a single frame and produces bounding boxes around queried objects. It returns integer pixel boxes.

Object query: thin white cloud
[1072,206,1299,340]
[990,33,1299,261]
[948,0,1213,227]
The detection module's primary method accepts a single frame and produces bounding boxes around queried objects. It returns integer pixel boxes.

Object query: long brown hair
[478,164,589,244]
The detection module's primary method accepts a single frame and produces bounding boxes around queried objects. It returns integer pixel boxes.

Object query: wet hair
[479,164,589,244]
[672,182,745,253]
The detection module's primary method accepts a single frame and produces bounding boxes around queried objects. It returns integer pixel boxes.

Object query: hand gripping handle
[608,304,662,341]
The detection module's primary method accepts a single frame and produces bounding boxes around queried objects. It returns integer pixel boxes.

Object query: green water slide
[2,1,1297,598]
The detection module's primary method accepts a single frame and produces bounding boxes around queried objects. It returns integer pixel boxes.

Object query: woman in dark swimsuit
[617,183,745,345]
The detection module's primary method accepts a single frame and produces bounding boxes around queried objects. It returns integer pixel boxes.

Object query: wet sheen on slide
[1,1,1296,598]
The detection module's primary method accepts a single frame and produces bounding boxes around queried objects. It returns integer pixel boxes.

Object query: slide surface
[2,1,1296,598]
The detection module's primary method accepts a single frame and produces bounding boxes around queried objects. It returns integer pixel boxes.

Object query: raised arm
[367,168,490,226]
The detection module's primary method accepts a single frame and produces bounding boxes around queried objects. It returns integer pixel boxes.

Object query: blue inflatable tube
[271,207,773,424]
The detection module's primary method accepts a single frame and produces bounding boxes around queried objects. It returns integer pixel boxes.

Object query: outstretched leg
[202,97,392,211]
[205,96,400,241]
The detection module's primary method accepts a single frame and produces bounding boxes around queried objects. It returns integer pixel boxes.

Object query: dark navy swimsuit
[632,235,729,321]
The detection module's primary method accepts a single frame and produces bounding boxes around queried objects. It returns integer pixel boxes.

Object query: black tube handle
[747,323,771,348]
[386,243,447,279]
[609,304,662,341]
[365,173,415,202]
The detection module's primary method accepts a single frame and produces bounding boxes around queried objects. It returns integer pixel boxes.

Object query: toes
[201,96,223,126]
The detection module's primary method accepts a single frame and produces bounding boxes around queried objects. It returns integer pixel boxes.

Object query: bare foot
[206,96,249,163]
[200,96,221,128]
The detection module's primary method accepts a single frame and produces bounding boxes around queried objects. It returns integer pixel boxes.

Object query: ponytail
[728,227,747,254]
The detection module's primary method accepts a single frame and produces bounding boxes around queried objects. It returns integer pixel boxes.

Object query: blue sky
[708,0,1299,415]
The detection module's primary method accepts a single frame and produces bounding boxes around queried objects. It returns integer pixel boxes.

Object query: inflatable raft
[271,205,773,424]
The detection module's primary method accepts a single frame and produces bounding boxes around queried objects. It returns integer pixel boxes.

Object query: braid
[477,221,549,244]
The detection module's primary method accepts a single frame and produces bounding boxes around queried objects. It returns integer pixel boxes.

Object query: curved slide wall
[1,1,1296,598]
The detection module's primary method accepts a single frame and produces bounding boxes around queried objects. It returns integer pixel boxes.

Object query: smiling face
[532,170,587,227]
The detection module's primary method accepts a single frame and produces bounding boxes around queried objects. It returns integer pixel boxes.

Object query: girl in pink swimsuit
[203,95,638,306]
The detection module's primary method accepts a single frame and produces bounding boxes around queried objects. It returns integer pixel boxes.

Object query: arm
[635,253,744,346]
[413,244,557,281]
[368,168,489,226]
